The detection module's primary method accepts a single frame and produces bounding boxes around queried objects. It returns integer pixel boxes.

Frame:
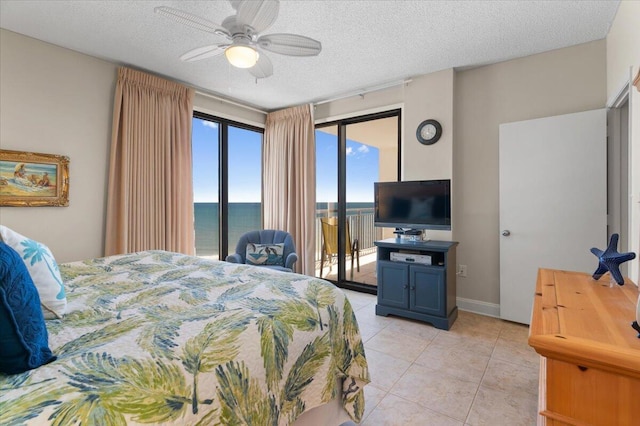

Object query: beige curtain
[263,104,316,275]
[105,67,195,256]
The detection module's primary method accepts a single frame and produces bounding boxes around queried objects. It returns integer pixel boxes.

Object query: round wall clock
[416,119,442,145]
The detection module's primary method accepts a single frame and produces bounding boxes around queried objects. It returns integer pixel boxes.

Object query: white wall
[606,0,640,283]
[402,70,454,183]
[629,80,640,284]
[454,40,606,307]
[606,1,640,98]
[0,29,116,262]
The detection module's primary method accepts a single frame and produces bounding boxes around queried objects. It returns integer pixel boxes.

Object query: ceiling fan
[155,0,322,79]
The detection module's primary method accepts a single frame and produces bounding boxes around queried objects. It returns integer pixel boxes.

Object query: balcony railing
[315,207,381,263]
[194,203,381,262]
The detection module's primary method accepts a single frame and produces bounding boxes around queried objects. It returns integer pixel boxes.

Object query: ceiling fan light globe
[225,45,259,68]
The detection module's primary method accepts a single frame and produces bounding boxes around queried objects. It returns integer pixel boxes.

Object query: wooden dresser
[528,269,640,426]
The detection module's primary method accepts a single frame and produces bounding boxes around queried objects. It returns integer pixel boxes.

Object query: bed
[0,250,370,425]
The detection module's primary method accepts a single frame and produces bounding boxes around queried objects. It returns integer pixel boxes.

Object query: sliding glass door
[192,112,263,260]
[316,125,339,279]
[227,125,262,254]
[193,116,220,258]
[315,110,400,291]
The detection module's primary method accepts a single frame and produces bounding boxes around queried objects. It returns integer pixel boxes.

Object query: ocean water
[194,202,374,256]
[0,161,57,181]
[194,203,260,256]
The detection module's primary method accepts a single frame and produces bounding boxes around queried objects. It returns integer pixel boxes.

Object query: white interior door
[499,109,607,324]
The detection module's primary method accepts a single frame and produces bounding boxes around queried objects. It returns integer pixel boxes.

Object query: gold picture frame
[0,149,69,207]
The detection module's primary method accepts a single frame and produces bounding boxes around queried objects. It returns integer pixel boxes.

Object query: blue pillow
[0,241,56,374]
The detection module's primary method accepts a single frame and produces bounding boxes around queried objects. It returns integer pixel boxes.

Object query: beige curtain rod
[313,79,412,106]
[195,90,268,115]
[196,77,412,113]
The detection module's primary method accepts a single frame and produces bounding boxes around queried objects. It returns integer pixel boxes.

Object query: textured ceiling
[0,0,620,112]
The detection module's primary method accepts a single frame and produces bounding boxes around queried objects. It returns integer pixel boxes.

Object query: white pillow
[246,243,285,266]
[0,225,66,319]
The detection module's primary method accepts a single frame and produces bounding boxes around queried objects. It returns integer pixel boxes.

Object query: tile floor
[342,289,539,426]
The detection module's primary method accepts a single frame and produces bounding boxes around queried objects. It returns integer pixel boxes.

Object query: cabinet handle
[411,285,416,291]
[403,284,408,289]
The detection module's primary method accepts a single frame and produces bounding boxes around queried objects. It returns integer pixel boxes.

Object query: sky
[192,117,379,203]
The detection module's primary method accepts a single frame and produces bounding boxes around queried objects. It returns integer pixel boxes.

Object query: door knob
[502,230,511,237]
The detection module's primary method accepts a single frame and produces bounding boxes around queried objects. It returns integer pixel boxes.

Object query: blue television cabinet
[375,238,458,330]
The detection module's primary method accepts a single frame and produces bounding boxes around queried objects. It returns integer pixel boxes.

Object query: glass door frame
[316,108,402,294]
[193,110,264,261]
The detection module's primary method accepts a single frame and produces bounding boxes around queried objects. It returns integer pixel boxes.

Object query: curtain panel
[263,104,316,275]
[105,67,195,256]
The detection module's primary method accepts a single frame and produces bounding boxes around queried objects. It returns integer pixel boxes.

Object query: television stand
[375,238,458,330]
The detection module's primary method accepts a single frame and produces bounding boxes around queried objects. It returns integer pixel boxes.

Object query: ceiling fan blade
[235,0,279,34]
[180,45,227,62]
[257,33,322,56]
[249,52,273,79]
[154,6,230,38]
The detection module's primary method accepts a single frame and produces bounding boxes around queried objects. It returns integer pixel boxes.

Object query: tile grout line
[462,324,503,425]
[386,343,488,424]
[348,293,538,425]
[359,384,386,425]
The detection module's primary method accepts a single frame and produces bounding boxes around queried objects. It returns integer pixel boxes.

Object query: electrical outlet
[458,264,467,277]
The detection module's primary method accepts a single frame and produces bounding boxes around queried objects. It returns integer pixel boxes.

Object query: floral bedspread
[0,251,369,425]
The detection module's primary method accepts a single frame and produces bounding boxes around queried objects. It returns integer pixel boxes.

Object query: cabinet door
[377,260,409,309]
[410,266,445,316]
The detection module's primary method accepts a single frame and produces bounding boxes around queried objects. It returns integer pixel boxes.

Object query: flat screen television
[374,179,451,230]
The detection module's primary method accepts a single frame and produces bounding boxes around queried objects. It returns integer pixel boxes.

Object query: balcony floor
[315,252,378,286]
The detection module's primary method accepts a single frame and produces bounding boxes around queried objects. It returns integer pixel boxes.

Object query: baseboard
[456,297,500,318]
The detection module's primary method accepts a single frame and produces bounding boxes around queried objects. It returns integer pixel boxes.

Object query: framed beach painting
[0,149,69,207]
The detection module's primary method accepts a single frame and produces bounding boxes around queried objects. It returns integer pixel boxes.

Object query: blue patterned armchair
[225,230,298,272]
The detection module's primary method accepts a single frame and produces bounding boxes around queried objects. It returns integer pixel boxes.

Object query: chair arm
[285,252,298,270]
[226,253,243,264]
